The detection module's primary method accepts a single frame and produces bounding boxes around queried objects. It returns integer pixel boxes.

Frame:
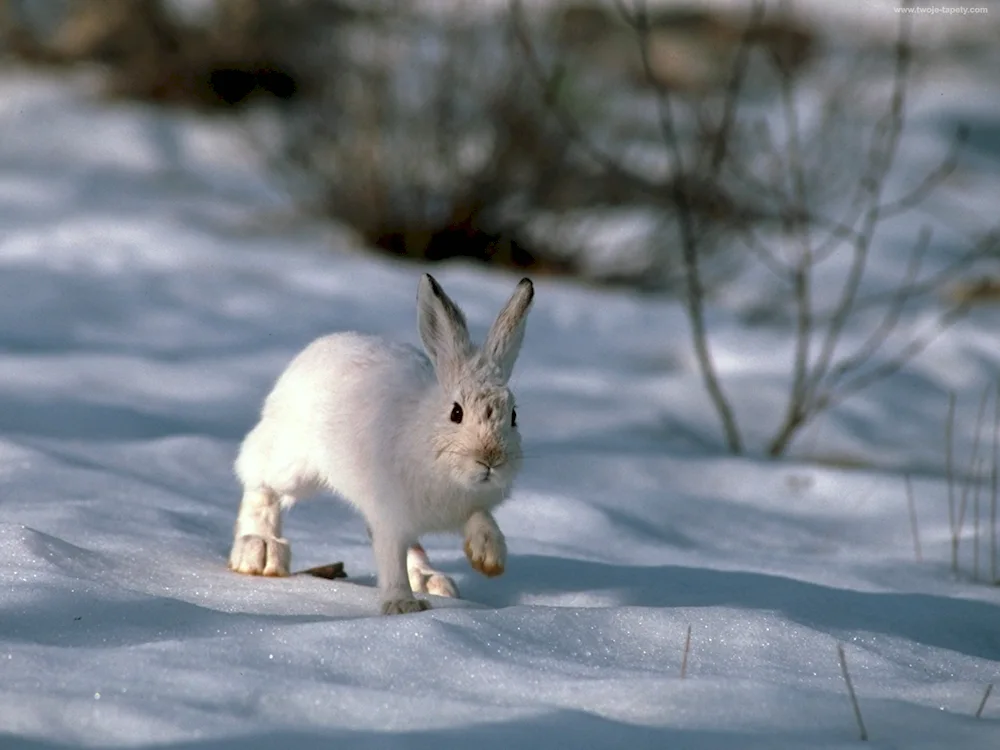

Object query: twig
[904,473,922,562]
[947,392,958,574]
[956,387,993,577]
[770,38,814,457]
[974,458,983,581]
[991,381,999,584]
[837,643,868,741]
[626,0,744,454]
[764,9,921,458]
[814,302,968,412]
[975,683,994,718]
[795,303,967,436]
[513,0,744,453]
[510,0,992,458]
[738,225,794,279]
[878,125,969,219]
[707,1,765,175]
[508,1,661,198]
[804,8,913,405]
[838,230,999,315]
[821,226,931,389]
[680,624,692,678]
[296,562,347,580]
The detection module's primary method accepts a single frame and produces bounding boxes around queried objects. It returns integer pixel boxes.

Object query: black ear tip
[423,273,443,296]
[519,277,534,300]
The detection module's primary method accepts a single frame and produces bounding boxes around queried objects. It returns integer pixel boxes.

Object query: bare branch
[947,391,958,574]
[955,388,994,578]
[810,211,867,263]
[843,231,997,316]
[512,0,988,459]
[708,1,766,175]
[625,0,745,453]
[878,125,969,219]
[508,1,662,198]
[814,302,968,412]
[772,32,814,451]
[820,226,931,389]
[803,11,914,403]
[737,226,794,280]
[513,0,746,451]
[722,140,790,216]
[974,455,983,581]
[808,92,954,266]
[991,381,999,584]
[905,473,922,563]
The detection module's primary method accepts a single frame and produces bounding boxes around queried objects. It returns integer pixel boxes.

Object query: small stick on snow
[975,683,993,719]
[297,562,347,580]
[837,643,868,742]
[904,473,922,562]
[680,625,692,679]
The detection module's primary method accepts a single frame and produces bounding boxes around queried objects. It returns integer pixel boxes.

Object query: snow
[1,58,999,750]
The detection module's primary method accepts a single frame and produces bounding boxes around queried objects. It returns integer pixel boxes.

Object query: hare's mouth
[474,460,506,484]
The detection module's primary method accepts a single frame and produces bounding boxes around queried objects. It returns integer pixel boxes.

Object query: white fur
[229,275,533,615]
[407,544,459,598]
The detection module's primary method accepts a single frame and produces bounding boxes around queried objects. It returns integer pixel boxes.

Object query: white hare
[229,274,534,615]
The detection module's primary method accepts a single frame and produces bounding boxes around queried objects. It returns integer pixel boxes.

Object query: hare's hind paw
[409,570,459,598]
[229,534,291,577]
[381,597,431,616]
[407,544,460,598]
[424,574,459,598]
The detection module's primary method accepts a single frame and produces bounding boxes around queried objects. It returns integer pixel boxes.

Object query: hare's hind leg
[229,488,291,577]
[407,544,459,598]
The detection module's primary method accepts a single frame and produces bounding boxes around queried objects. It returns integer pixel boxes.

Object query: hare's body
[235,333,506,534]
[229,275,534,615]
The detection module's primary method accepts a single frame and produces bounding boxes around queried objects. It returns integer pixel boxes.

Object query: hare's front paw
[381,597,431,616]
[229,534,290,577]
[464,523,506,578]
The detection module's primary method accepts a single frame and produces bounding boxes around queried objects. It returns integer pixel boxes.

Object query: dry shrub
[0,0,339,107]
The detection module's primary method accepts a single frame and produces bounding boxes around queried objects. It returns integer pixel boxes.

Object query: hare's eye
[511,408,517,427]
[450,402,464,424]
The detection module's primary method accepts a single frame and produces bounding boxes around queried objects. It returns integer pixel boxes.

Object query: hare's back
[264,332,432,417]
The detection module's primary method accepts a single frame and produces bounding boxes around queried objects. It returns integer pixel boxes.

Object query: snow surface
[1,59,999,749]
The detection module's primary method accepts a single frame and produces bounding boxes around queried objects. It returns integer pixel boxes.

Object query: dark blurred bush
[0,0,814,289]
[0,0,340,105]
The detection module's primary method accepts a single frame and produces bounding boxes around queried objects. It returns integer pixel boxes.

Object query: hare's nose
[479,450,504,469]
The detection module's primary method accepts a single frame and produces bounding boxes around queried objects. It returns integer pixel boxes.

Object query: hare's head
[417,274,534,491]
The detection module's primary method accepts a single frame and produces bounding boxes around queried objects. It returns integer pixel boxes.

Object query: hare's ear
[483,278,534,382]
[417,274,473,382]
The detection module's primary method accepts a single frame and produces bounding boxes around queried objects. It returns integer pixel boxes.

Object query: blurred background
[0,0,998,459]
[0,0,994,283]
